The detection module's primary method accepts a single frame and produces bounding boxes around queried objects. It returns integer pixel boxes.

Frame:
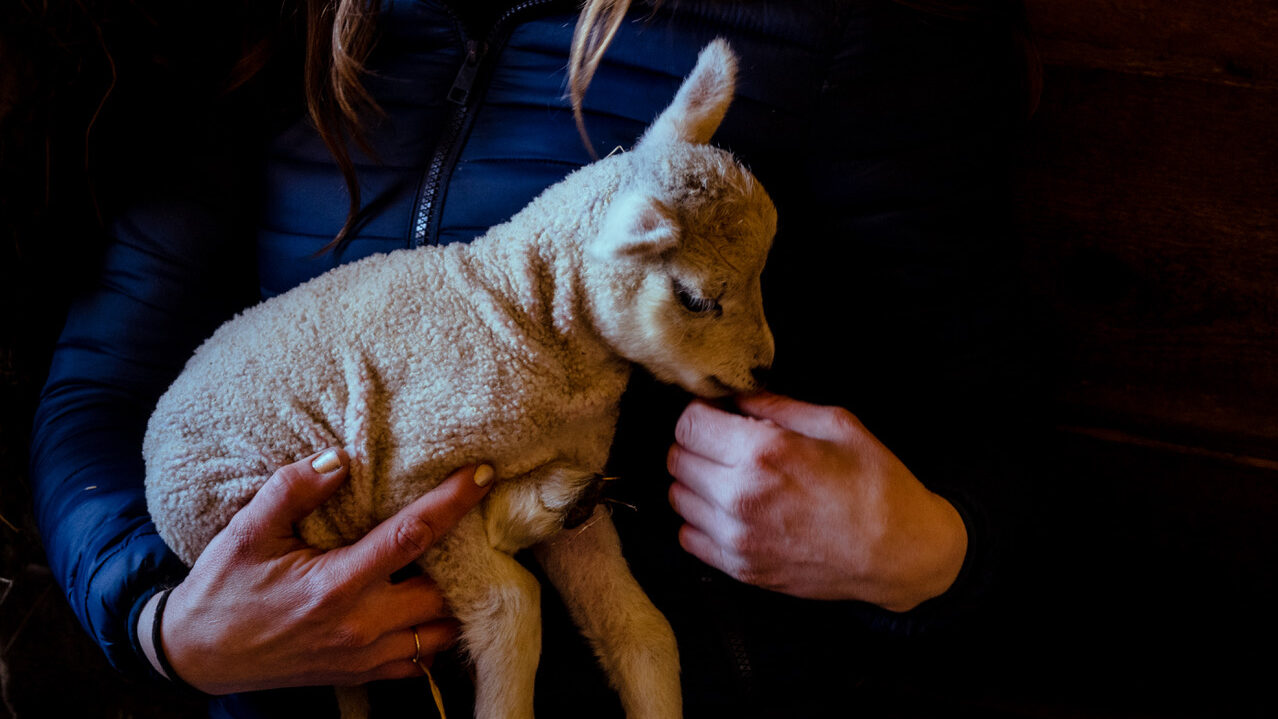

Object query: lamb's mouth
[703,375,739,397]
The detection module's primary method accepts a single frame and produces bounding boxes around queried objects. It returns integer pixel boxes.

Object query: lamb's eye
[673,279,721,315]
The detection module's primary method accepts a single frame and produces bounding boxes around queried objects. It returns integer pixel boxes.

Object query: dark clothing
[30,1,1029,715]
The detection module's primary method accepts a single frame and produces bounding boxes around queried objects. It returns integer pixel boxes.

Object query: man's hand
[138,448,494,693]
[667,391,967,611]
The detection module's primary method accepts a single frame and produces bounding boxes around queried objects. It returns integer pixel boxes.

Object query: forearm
[29,193,256,675]
[29,392,189,677]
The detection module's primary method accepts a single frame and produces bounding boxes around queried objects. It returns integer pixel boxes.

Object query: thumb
[237,448,351,544]
[337,463,496,583]
[735,391,865,442]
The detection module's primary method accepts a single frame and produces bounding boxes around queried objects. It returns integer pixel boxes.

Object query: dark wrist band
[152,587,202,693]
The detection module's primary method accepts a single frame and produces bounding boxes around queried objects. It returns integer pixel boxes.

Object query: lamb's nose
[750,365,772,389]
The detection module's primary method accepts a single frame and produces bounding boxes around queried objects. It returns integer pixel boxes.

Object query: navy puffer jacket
[30,1,1029,715]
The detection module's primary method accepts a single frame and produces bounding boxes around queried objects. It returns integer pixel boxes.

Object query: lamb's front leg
[533,508,681,719]
[425,513,541,719]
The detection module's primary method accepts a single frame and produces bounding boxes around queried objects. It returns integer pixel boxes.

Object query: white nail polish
[311,449,341,474]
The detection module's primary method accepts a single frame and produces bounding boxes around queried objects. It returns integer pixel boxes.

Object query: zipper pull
[448,40,484,105]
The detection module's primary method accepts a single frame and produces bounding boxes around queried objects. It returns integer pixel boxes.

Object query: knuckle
[300,571,352,614]
[665,445,681,477]
[341,660,399,685]
[729,486,766,523]
[826,406,863,437]
[746,430,791,473]
[268,464,311,504]
[731,557,764,587]
[667,482,689,514]
[364,660,422,684]
[722,523,753,556]
[293,586,329,620]
[407,579,449,619]
[330,620,374,651]
[673,411,697,448]
[219,516,259,554]
[422,592,448,621]
[394,516,437,557]
[420,621,461,652]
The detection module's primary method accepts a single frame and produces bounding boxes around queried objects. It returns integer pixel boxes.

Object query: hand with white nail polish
[136,449,494,694]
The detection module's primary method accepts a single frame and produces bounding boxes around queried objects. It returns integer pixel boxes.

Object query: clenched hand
[667,391,967,612]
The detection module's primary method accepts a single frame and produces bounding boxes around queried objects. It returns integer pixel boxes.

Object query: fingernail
[311,449,342,474]
[474,464,494,488]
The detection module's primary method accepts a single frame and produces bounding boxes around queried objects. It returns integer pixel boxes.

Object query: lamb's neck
[460,163,627,374]
[467,232,593,345]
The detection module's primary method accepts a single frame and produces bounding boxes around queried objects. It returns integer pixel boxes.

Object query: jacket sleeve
[29,184,257,678]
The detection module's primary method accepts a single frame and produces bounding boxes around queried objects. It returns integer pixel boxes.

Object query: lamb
[143,39,775,719]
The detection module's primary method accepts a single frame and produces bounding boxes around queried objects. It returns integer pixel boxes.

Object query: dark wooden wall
[981,2,1277,717]
[1022,0,1278,456]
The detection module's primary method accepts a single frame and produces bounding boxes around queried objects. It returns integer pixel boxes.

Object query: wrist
[136,589,167,677]
[920,491,970,601]
[136,584,206,693]
[878,491,969,613]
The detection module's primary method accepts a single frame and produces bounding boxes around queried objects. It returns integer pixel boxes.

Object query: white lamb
[143,39,775,719]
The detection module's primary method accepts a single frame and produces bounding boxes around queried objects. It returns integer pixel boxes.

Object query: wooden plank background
[1018,0,1278,461]
[992,2,1278,716]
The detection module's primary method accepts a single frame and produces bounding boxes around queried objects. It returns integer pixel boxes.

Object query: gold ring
[411,626,427,675]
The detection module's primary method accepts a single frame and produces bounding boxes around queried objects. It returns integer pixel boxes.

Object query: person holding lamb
[143,38,774,719]
[27,1,1032,717]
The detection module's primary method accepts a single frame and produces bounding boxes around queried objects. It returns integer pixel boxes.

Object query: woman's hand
[667,391,967,612]
[137,449,494,694]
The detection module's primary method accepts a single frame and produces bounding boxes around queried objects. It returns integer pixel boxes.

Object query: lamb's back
[144,240,626,564]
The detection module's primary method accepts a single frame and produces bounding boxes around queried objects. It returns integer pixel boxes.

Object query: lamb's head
[583,40,776,398]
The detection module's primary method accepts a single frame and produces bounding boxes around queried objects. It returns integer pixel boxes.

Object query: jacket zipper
[411,0,559,248]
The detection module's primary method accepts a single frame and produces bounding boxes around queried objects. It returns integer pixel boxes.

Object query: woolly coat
[142,158,636,566]
[29,1,1031,716]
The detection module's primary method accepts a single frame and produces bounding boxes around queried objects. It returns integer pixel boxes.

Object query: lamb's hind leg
[533,507,681,719]
[424,512,541,719]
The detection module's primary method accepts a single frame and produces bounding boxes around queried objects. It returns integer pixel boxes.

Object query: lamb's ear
[637,38,737,148]
[591,192,680,259]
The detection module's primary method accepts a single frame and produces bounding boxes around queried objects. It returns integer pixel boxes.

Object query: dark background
[2,1,1275,717]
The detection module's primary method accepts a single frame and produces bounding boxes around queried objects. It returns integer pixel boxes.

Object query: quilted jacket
[30,1,1029,715]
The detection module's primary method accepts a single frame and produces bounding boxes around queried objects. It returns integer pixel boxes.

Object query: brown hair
[300,0,384,252]
[568,0,647,158]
